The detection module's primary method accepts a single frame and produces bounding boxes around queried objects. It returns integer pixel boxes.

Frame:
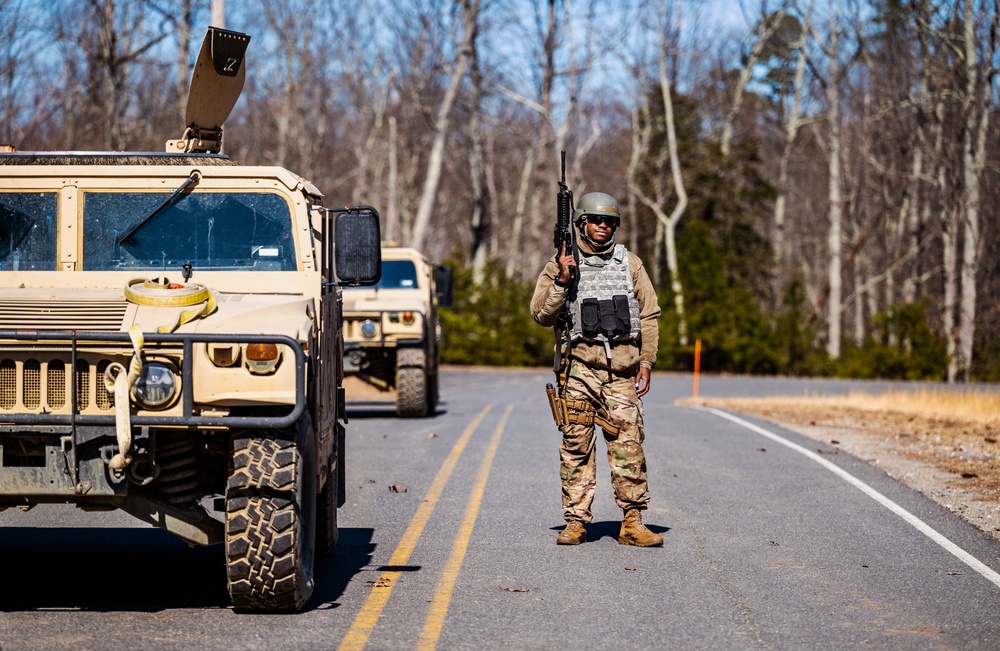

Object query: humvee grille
[0,360,13,409]
[0,300,127,330]
[23,359,40,408]
[0,357,116,414]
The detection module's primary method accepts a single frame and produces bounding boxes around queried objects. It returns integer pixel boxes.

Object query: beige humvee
[0,27,381,612]
[342,247,452,417]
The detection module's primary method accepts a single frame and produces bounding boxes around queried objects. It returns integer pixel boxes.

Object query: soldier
[531,191,662,546]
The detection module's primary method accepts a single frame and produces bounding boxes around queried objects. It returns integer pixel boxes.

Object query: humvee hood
[0,286,311,340]
[137,293,313,340]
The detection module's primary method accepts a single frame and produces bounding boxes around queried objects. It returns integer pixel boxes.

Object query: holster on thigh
[561,398,621,436]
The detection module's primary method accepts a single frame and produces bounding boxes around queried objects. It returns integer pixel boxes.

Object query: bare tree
[410,0,480,252]
[466,0,489,282]
[956,0,998,380]
[771,5,810,299]
[721,2,788,158]
[804,0,847,358]
[629,4,689,345]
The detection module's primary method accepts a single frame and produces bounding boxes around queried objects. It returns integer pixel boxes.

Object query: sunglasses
[586,214,620,228]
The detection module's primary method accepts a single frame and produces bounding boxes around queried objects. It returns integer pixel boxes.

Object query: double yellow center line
[338,403,511,651]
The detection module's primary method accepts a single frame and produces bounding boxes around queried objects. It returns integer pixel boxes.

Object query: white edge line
[695,406,1000,590]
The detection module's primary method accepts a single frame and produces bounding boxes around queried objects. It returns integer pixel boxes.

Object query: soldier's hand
[635,366,651,398]
[556,242,576,284]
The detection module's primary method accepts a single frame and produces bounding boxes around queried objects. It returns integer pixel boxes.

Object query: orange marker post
[692,339,701,398]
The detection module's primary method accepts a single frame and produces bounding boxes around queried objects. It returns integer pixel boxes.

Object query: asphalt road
[1,368,998,650]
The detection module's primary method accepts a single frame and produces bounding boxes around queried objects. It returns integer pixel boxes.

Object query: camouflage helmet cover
[573,191,620,225]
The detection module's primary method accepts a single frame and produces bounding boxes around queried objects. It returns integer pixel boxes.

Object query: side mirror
[327,206,381,286]
[434,265,454,307]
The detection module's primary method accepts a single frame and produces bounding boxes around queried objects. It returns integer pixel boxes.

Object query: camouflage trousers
[559,359,649,522]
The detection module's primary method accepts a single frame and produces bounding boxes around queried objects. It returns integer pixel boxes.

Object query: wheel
[395,348,428,418]
[225,415,316,612]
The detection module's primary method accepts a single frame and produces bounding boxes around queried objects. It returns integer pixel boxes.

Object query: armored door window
[0,192,58,271]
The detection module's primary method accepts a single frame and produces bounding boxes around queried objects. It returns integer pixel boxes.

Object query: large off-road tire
[395,348,428,418]
[226,416,316,612]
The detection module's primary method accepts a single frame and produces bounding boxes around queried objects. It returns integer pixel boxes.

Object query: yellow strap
[124,278,217,333]
[103,325,145,474]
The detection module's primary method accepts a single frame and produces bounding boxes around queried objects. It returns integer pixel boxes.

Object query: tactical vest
[568,244,641,343]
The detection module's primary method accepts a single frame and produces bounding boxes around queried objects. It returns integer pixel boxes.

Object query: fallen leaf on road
[389,484,408,493]
[947,571,963,576]
[757,448,767,453]
[425,432,438,439]
[500,586,529,592]
[366,577,392,588]
[624,567,637,572]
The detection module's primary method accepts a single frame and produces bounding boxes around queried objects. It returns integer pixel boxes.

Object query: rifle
[546,151,576,422]
[553,151,574,260]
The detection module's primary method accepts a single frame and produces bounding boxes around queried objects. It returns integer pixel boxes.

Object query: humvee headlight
[133,362,177,409]
[360,319,378,338]
[402,311,415,325]
[245,343,280,374]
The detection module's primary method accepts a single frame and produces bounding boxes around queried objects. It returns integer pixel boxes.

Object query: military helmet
[573,191,620,225]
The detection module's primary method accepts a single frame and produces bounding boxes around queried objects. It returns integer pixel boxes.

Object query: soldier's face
[585,215,617,244]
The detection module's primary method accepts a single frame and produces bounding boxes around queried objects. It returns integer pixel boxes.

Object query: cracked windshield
[82,191,295,271]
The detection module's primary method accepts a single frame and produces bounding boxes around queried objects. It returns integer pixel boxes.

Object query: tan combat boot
[619,509,663,547]
[556,520,587,545]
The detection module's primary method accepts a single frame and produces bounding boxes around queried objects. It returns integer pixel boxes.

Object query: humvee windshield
[0,192,58,271]
[346,259,417,290]
[83,191,296,271]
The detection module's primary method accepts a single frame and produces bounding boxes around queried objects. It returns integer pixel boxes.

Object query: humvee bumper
[0,329,306,504]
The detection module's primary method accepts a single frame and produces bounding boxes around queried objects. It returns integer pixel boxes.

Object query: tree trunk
[466,6,488,284]
[820,7,844,359]
[956,0,995,381]
[176,1,193,125]
[772,17,808,301]
[658,27,689,346]
[721,6,782,158]
[212,0,226,29]
[386,116,399,244]
[506,148,536,277]
[410,0,479,252]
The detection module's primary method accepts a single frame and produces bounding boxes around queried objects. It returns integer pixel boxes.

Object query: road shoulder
[684,397,1000,542]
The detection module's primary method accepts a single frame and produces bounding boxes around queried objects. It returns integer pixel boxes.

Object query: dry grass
[790,389,1000,426]
[690,389,1000,504]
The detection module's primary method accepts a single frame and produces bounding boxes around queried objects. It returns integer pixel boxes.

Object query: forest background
[2,0,999,383]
